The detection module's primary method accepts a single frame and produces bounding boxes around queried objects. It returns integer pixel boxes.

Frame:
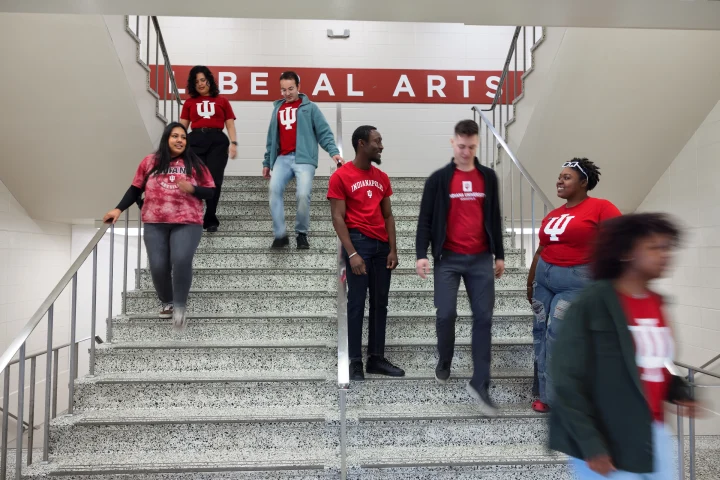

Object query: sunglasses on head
[562,161,587,179]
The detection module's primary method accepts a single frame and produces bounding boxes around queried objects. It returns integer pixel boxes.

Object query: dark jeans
[344,230,392,363]
[143,223,203,308]
[434,251,495,391]
[188,129,230,229]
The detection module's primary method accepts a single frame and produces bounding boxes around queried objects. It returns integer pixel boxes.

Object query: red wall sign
[152,66,522,104]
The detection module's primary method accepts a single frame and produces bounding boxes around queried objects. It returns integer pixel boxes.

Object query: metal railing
[472,106,553,266]
[481,26,544,155]
[673,360,720,480]
[334,103,350,480]
[126,16,184,124]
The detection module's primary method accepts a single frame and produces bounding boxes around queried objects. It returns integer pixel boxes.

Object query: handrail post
[1,368,10,480]
[42,306,53,462]
[678,403,685,480]
[16,344,26,478]
[90,247,98,376]
[68,274,78,415]
[688,369,696,480]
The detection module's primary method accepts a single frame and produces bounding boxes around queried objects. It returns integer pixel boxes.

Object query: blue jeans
[434,251,495,392]
[532,258,591,405]
[269,153,316,239]
[344,230,392,363]
[570,422,674,479]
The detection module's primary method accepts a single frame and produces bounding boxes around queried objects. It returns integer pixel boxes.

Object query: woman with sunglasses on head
[180,65,237,233]
[549,213,696,479]
[527,158,621,413]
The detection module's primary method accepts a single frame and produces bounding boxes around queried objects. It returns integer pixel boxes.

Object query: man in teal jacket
[263,71,343,249]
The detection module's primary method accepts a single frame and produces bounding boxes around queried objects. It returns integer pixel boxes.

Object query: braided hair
[569,157,601,191]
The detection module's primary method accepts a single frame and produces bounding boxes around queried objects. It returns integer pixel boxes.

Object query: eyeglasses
[562,161,587,179]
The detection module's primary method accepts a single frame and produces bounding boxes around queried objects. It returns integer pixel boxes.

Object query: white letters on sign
[457,76,475,98]
[313,73,335,96]
[251,72,268,95]
[347,74,364,97]
[393,75,416,97]
[486,76,500,99]
[219,72,238,95]
[427,75,446,98]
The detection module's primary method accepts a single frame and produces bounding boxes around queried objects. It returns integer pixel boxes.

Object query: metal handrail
[151,16,183,121]
[334,103,349,480]
[700,353,720,371]
[0,226,109,374]
[482,27,522,113]
[473,107,553,210]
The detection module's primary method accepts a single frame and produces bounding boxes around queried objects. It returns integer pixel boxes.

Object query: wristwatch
[231,141,238,146]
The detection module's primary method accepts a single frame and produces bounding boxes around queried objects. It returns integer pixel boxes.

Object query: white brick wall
[156,17,522,176]
[638,100,720,435]
[0,179,72,443]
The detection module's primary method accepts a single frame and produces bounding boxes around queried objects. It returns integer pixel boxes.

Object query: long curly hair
[186,65,220,98]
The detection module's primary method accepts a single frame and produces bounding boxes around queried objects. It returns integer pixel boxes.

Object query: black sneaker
[296,233,310,250]
[366,357,405,377]
[350,361,365,381]
[435,360,451,384]
[467,381,499,416]
[206,225,218,233]
[271,236,289,248]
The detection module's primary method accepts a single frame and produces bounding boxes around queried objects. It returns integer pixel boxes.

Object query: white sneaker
[467,381,499,416]
[172,307,187,330]
[159,304,173,319]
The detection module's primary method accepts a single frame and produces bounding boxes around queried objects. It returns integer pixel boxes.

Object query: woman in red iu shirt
[103,122,215,330]
[180,66,237,233]
[527,158,621,412]
[549,213,696,479]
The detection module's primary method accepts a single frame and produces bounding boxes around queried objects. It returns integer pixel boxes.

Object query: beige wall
[638,100,720,435]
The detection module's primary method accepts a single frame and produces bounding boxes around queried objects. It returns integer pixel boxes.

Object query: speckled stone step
[217,201,424,218]
[49,412,337,456]
[346,370,534,407]
[109,312,532,344]
[74,373,337,411]
[190,249,525,270]
[211,216,438,233]
[221,188,423,203]
[347,445,569,480]
[198,231,517,251]
[123,288,529,315]
[222,175,427,190]
[23,450,338,479]
[92,341,335,375]
[137,266,527,291]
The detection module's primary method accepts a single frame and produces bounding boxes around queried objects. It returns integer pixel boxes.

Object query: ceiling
[2,0,720,30]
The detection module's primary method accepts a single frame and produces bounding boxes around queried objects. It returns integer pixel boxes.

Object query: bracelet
[230,141,238,146]
[348,252,358,259]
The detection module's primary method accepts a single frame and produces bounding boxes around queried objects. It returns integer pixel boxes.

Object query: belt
[193,127,223,133]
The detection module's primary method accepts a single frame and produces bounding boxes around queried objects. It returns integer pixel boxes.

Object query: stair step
[221,175,427,190]
[217,201,423,218]
[110,312,532,343]
[191,248,526,269]
[138,266,527,290]
[92,340,530,375]
[124,288,529,315]
[23,450,336,478]
[222,188,423,203]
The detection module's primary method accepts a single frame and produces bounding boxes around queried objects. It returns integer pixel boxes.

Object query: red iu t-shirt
[618,291,673,422]
[132,154,215,225]
[444,168,488,255]
[277,99,302,156]
[327,162,393,242]
[539,197,621,267]
[180,95,236,130]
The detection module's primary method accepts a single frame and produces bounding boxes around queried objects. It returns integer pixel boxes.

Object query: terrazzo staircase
[24,176,568,479]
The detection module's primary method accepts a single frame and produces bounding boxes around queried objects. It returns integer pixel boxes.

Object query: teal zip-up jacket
[263,94,340,170]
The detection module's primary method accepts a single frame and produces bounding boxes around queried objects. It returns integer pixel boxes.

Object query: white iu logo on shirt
[629,319,673,383]
[197,100,216,119]
[367,190,373,199]
[279,106,298,130]
[462,181,472,192]
[544,214,575,241]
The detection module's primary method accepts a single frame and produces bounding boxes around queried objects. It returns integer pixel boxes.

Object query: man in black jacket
[415,119,505,414]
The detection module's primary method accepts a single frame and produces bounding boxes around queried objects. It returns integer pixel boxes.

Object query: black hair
[454,119,479,137]
[186,66,220,98]
[352,125,377,152]
[279,71,300,86]
[567,157,601,191]
[150,122,207,178]
[591,213,681,280]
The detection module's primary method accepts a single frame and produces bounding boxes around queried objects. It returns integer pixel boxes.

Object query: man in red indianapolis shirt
[328,125,404,381]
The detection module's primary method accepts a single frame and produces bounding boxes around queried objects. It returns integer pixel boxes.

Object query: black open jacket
[415,158,504,261]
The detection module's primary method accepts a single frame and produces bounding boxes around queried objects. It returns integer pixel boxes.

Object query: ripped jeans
[531,258,591,405]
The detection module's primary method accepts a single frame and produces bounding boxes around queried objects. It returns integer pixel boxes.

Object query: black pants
[188,129,230,229]
[434,251,495,391]
[344,230,392,363]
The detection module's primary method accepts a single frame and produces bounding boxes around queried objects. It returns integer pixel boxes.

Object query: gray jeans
[143,223,203,308]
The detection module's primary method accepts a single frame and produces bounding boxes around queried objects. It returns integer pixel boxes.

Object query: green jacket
[548,280,690,473]
[263,94,340,170]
